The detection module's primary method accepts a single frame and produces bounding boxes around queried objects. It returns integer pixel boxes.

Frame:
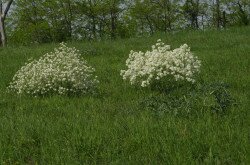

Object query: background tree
[151,0,180,32]
[226,0,250,26]
[4,0,250,45]
[130,0,156,35]
[182,0,202,29]
[0,0,13,47]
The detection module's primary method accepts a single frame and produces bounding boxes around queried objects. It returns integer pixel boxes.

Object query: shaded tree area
[3,0,250,45]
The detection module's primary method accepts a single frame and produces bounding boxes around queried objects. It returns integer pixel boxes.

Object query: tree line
[1,0,250,46]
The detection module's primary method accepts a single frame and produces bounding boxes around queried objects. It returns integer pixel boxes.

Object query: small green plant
[202,82,236,114]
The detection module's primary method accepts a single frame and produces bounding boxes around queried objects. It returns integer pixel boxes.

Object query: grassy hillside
[0,27,249,164]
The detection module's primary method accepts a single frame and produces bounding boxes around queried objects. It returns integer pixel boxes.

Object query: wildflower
[8,43,99,96]
[121,40,201,87]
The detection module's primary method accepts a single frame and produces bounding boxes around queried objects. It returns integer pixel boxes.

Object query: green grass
[0,27,249,164]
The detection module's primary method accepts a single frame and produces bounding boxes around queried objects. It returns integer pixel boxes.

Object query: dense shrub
[8,43,99,96]
[121,39,201,87]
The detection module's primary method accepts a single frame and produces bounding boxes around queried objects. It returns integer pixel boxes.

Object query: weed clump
[140,82,236,116]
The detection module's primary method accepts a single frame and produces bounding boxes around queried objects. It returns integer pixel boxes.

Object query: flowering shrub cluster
[8,43,99,95]
[121,39,201,87]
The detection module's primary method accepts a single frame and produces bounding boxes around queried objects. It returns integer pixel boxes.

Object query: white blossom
[121,40,201,87]
[8,43,99,95]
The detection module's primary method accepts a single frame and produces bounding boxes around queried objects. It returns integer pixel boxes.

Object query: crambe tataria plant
[8,43,99,96]
[121,39,201,87]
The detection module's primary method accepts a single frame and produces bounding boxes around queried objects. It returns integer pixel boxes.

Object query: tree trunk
[0,17,6,47]
[216,0,221,29]
[222,11,226,28]
[146,16,154,34]
[66,0,73,39]
[111,12,116,39]
[92,16,96,39]
[195,15,199,29]
[0,0,13,47]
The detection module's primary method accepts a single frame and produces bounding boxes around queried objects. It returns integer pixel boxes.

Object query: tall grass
[0,27,249,164]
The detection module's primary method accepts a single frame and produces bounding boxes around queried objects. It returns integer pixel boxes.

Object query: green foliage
[140,82,237,117]
[9,22,52,45]
[5,0,250,45]
[8,0,76,44]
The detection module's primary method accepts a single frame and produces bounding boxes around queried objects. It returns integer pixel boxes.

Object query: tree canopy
[3,0,250,45]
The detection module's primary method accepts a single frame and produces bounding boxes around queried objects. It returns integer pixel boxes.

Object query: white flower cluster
[121,39,201,87]
[8,43,99,95]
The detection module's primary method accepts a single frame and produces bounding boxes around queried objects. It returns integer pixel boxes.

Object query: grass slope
[0,27,249,164]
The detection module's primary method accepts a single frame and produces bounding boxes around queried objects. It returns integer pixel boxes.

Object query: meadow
[0,27,249,164]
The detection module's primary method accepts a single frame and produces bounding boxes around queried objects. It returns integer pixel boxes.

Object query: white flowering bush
[121,39,201,87]
[8,43,99,96]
